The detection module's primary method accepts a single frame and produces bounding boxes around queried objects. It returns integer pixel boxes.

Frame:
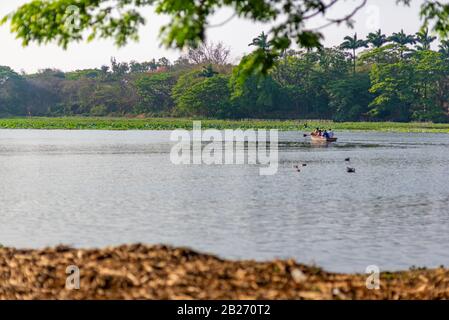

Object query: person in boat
[323,130,330,139]
[311,128,320,136]
[328,129,334,138]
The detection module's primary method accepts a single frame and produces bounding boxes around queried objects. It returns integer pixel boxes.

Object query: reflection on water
[0,129,448,272]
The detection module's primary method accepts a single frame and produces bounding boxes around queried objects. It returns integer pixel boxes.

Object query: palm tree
[388,29,416,58]
[340,33,368,73]
[415,28,437,51]
[439,40,449,58]
[367,29,387,48]
[249,31,272,52]
[389,29,416,46]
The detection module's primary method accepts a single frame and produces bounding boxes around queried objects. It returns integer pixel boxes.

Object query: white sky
[0,0,426,73]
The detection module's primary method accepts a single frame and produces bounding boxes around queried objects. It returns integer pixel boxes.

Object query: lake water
[0,129,448,272]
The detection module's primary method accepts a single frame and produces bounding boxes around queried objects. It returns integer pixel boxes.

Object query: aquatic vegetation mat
[1,117,449,132]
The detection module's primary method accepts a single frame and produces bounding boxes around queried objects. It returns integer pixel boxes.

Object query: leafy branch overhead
[2,0,449,75]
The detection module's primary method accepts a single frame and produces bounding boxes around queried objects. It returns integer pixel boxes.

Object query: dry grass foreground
[0,244,448,299]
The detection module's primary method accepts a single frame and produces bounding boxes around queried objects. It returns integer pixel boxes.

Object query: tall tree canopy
[340,33,368,73]
[415,28,437,51]
[367,29,387,48]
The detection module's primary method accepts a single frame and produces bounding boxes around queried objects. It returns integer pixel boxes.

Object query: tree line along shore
[0,244,447,299]
[1,30,449,123]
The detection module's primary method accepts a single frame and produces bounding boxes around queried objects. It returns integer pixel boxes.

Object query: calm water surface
[0,129,448,272]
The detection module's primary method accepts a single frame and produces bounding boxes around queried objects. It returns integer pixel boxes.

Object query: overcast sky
[0,0,427,73]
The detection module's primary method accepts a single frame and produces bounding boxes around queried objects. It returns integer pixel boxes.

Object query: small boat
[310,135,338,143]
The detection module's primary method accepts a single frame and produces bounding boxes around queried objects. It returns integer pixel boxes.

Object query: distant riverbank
[0,117,449,132]
[0,244,447,299]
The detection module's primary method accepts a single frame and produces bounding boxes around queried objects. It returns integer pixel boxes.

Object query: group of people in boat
[311,128,334,139]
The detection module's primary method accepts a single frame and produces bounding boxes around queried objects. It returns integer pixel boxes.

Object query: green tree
[369,50,448,122]
[0,66,29,115]
[230,54,291,118]
[158,57,171,69]
[327,72,373,121]
[271,50,314,117]
[388,29,416,58]
[411,50,448,121]
[176,75,231,117]
[439,39,449,58]
[249,32,272,52]
[90,105,108,116]
[389,29,416,46]
[359,43,403,65]
[415,28,437,51]
[367,29,388,48]
[172,69,206,106]
[135,72,176,114]
[369,62,414,121]
[110,57,129,77]
[340,33,368,73]
[129,61,152,73]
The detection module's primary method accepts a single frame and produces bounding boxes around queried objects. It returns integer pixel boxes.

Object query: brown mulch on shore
[0,244,448,299]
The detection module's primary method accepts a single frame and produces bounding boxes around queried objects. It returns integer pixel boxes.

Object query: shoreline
[0,117,449,133]
[0,244,448,299]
